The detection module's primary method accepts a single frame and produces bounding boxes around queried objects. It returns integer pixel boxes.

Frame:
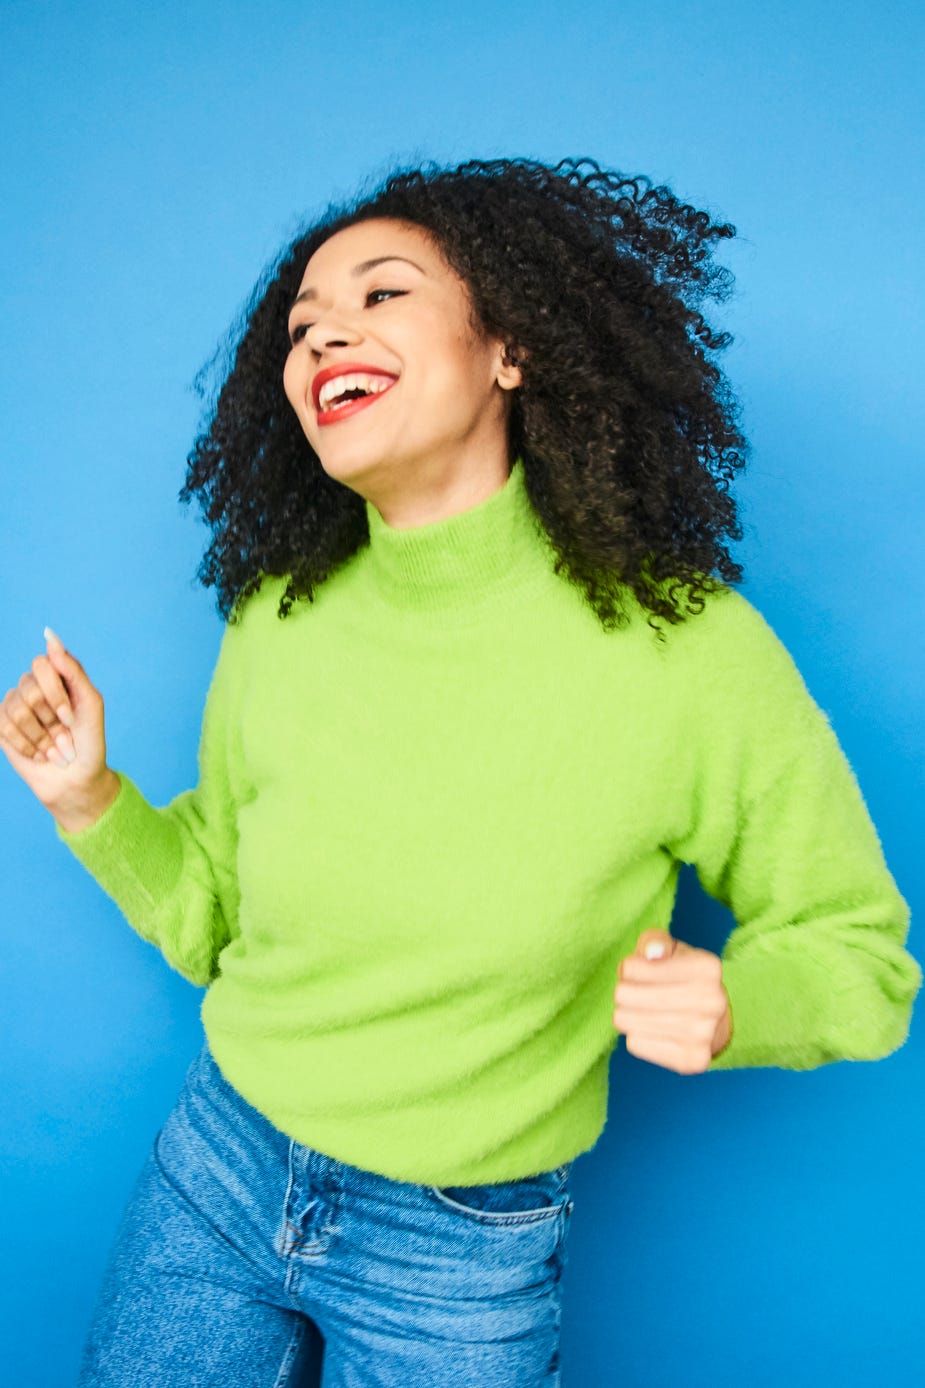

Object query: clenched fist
[614,928,732,1074]
[0,626,120,832]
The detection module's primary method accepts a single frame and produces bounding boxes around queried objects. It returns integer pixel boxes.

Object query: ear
[496,342,526,392]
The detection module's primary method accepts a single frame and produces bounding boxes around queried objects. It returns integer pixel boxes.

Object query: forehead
[298,217,447,287]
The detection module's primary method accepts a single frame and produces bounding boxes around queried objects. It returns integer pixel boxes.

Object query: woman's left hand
[613,928,732,1074]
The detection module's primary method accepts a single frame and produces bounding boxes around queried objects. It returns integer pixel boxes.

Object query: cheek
[282,354,305,412]
[282,357,319,444]
[426,332,486,397]
[283,347,315,405]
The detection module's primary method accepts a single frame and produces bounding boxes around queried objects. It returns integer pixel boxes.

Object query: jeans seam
[151,1130,265,1279]
[425,1184,569,1226]
[276,1139,299,1259]
[271,1314,309,1388]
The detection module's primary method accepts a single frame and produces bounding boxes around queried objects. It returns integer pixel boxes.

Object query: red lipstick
[311,362,399,412]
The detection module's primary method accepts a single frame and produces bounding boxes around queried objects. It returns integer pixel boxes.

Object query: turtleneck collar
[358,456,554,619]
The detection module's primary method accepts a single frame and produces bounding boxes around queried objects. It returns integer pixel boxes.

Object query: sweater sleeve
[663,589,921,1071]
[54,617,247,988]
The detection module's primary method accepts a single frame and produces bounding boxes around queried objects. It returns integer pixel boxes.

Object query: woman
[2,157,919,1386]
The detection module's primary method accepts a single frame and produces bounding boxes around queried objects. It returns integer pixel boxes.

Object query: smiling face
[282,217,523,526]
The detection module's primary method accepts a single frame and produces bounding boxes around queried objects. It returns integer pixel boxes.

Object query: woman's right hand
[0,627,120,830]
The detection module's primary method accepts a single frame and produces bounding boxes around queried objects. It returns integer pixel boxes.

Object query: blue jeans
[78,1042,575,1386]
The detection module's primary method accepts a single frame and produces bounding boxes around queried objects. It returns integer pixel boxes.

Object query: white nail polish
[54,733,75,762]
[645,942,666,960]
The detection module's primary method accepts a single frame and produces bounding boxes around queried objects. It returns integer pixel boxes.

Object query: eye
[366,288,407,306]
[287,289,407,347]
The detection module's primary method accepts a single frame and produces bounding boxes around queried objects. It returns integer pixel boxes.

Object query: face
[282,217,523,515]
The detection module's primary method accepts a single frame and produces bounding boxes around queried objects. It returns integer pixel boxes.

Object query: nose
[304,310,363,356]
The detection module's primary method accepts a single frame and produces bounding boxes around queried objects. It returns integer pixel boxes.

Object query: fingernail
[56,705,75,728]
[644,941,666,960]
[44,626,64,647]
[54,733,76,763]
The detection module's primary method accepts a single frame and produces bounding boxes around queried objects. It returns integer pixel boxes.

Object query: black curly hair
[180,156,748,637]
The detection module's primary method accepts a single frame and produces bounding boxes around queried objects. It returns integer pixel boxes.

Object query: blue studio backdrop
[2,2,923,1384]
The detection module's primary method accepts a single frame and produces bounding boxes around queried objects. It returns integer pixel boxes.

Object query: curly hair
[180,156,748,637]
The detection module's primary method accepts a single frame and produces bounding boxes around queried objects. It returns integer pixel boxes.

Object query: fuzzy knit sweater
[55,457,921,1185]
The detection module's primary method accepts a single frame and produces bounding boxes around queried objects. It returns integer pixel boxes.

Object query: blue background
[2,1,923,1383]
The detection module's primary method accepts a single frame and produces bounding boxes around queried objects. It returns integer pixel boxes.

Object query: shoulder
[225,572,291,632]
[211,574,292,679]
[665,582,792,659]
[666,582,774,644]
[660,583,818,719]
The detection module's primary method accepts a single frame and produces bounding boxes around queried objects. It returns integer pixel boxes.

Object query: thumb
[634,927,677,962]
[43,626,96,712]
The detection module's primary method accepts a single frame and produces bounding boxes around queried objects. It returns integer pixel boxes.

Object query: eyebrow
[289,256,426,311]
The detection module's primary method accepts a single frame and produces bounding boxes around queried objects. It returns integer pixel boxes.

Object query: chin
[314,444,390,488]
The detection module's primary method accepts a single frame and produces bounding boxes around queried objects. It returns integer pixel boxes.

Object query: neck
[357,455,555,621]
[350,442,514,531]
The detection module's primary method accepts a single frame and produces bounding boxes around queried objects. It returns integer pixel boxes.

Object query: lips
[311,361,400,412]
[316,387,397,427]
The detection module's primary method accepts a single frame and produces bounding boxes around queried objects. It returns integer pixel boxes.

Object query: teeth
[318,372,395,410]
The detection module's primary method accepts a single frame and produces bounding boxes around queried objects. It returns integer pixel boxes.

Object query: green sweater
[56,457,920,1185]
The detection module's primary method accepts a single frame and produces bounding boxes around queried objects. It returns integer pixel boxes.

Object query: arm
[663,590,921,1071]
[55,619,247,988]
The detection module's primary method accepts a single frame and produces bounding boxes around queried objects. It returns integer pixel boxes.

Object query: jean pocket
[427,1163,571,1227]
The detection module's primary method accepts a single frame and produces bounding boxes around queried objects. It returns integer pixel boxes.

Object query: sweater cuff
[707,950,913,1072]
[54,769,184,919]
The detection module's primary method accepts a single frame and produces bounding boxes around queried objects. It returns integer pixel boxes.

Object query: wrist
[52,768,122,835]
